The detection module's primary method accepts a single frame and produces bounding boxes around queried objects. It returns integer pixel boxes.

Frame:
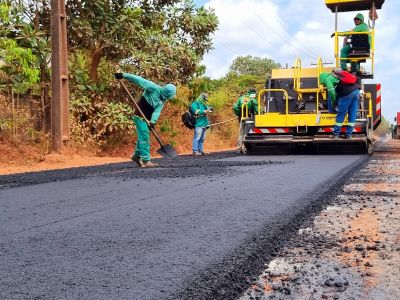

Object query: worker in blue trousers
[190,92,212,155]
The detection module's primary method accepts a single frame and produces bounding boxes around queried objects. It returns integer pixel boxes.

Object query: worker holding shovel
[114,72,176,167]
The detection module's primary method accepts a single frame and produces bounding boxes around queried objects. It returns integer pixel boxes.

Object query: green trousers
[340,44,359,72]
[133,116,151,162]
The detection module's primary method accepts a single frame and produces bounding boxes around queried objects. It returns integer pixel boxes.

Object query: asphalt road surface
[0,153,367,300]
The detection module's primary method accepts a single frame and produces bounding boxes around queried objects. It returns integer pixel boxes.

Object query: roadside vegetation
[0,1,390,162]
[0,0,280,160]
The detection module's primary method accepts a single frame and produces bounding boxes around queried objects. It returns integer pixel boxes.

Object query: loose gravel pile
[240,140,400,300]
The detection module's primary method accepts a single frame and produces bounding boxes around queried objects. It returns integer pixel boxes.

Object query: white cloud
[202,0,334,77]
[305,22,322,30]
[202,0,285,77]
[202,0,400,121]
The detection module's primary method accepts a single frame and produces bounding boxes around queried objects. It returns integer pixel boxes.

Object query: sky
[194,0,400,123]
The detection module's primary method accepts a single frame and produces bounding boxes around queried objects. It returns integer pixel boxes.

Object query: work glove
[148,122,155,130]
[114,73,123,79]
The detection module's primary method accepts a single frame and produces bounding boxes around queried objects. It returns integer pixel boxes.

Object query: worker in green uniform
[319,72,339,113]
[191,92,212,155]
[233,88,258,153]
[339,13,370,72]
[233,88,258,118]
[320,69,360,139]
[114,72,176,167]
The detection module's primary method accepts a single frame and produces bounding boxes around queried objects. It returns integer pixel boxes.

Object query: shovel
[120,80,178,159]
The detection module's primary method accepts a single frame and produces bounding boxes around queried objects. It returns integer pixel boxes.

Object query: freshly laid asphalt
[0,153,367,300]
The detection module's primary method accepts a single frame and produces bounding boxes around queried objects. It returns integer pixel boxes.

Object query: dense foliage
[229,55,281,78]
[65,0,218,83]
[0,1,284,153]
[0,0,221,149]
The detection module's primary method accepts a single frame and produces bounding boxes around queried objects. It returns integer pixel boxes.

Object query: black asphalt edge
[0,162,134,190]
[0,151,269,190]
[169,155,370,300]
[0,152,227,189]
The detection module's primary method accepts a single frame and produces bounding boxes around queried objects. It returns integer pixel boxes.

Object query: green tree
[0,0,220,149]
[1,1,53,131]
[65,0,218,83]
[229,55,281,79]
[0,2,40,93]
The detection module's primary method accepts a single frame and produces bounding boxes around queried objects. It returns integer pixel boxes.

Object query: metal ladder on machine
[293,57,326,113]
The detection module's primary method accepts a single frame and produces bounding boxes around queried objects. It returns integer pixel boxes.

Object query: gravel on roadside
[240,140,400,300]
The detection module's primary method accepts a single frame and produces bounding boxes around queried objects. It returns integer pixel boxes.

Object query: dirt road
[241,139,400,300]
[0,149,368,300]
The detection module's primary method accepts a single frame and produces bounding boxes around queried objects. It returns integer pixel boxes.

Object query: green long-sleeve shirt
[233,94,258,117]
[122,73,176,123]
[190,95,210,128]
[346,13,371,44]
[319,72,340,104]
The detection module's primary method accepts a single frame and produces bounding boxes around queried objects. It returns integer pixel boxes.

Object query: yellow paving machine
[242,0,383,154]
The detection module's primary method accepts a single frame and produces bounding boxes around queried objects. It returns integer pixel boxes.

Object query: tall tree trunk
[89,48,103,82]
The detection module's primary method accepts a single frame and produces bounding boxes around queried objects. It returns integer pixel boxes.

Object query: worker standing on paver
[114,72,176,167]
[319,69,360,139]
[233,88,258,153]
[191,92,212,155]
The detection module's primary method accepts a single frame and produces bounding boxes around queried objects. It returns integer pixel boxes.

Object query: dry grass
[0,92,239,171]
[154,103,238,155]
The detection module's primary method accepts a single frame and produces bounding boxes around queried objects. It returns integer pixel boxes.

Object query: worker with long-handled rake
[115,72,176,167]
[191,92,213,156]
